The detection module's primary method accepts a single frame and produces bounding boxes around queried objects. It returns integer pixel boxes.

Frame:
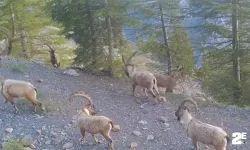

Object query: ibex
[175,99,230,150]
[122,52,164,104]
[69,91,120,150]
[153,65,184,93]
[0,79,45,113]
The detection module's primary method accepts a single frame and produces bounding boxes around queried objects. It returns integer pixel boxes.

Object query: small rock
[63,142,73,149]
[61,131,67,135]
[29,144,36,149]
[5,128,13,133]
[130,142,138,149]
[147,135,154,141]
[35,114,44,119]
[36,130,42,135]
[53,135,64,144]
[164,123,170,128]
[45,140,52,145]
[51,131,57,137]
[37,79,43,83]
[132,131,142,136]
[42,126,46,131]
[21,135,34,148]
[63,69,79,76]
[158,116,168,123]
[138,120,148,125]
[139,103,148,109]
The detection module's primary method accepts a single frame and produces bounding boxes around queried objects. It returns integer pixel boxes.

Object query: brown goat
[175,99,230,150]
[0,79,45,113]
[45,44,60,68]
[122,52,163,104]
[69,91,119,150]
[153,74,176,93]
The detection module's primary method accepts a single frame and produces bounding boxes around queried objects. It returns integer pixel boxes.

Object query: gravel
[0,56,249,150]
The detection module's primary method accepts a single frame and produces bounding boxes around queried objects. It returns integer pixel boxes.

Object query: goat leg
[92,134,100,144]
[192,137,199,150]
[144,88,148,98]
[33,104,37,113]
[12,104,19,114]
[4,96,18,114]
[101,132,113,150]
[148,89,157,104]
[80,128,86,144]
[132,84,136,96]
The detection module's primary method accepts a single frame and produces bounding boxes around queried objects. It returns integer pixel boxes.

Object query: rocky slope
[0,56,249,150]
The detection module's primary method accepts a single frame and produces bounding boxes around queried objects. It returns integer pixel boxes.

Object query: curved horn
[179,99,197,112]
[121,55,127,66]
[69,91,93,106]
[126,51,138,64]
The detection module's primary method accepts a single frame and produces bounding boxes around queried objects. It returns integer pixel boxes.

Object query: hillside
[0,56,249,150]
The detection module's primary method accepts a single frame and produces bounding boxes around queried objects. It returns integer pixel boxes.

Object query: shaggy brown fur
[0,79,45,113]
[175,100,230,150]
[69,91,119,150]
[122,52,163,104]
[153,74,176,93]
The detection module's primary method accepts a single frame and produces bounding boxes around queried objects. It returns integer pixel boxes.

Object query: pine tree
[188,0,250,104]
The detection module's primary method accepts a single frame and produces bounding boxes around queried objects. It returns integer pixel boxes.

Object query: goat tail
[153,77,159,94]
[225,135,230,145]
[109,120,120,132]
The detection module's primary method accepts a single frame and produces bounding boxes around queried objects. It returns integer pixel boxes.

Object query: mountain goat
[69,91,120,150]
[175,99,230,150]
[0,79,45,113]
[122,52,164,104]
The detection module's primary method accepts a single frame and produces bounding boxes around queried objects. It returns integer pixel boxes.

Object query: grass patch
[10,63,29,73]
[16,92,57,114]
[2,138,24,150]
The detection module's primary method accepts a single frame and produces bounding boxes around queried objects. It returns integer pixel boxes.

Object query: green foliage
[2,138,24,150]
[169,24,195,74]
[0,0,72,67]
[46,0,135,72]
[10,63,28,73]
[188,0,250,105]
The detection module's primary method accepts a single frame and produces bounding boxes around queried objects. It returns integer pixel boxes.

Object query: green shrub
[2,138,24,150]
[10,63,28,73]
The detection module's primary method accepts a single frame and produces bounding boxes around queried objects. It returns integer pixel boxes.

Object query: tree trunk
[159,1,172,75]
[0,27,11,55]
[8,4,16,55]
[232,0,241,101]
[105,0,114,76]
[15,9,28,58]
[86,0,97,66]
[19,25,28,58]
